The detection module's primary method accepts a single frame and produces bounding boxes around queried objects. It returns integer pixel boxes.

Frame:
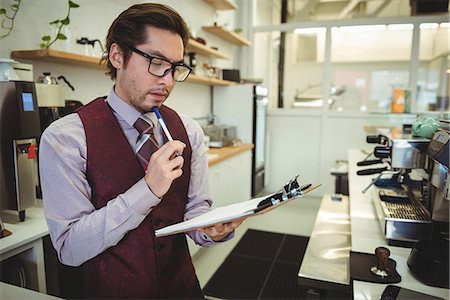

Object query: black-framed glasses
[129,46,192,82]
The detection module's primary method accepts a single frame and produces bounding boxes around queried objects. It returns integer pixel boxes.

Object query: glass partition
[417,23,450,112]
[285,28,326,109]
[330,25,413,112]
[253,18,449,113]
[254,31,281,109]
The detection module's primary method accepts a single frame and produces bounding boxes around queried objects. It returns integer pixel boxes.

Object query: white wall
[0,0,239,117]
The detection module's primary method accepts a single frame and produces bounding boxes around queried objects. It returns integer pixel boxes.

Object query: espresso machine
[407,125,449,288]
[0,81,41,221]
[360,128,433,246]
[360,123,449,288]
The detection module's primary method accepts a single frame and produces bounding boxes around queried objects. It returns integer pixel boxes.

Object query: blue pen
[152,106,173,141]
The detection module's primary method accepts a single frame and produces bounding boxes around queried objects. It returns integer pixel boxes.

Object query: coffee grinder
[0,81,41,221]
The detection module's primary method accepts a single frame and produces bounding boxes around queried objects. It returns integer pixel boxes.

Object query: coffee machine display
[0,81,41,221]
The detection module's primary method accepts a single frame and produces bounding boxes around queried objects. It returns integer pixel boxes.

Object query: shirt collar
[105,87,156,128]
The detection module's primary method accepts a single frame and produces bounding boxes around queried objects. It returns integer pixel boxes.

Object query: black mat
[203,229,310,299]
[350,251,401,284]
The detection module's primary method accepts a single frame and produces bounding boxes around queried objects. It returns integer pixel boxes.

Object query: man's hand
[201,219,243,241]
[144,140,186,198]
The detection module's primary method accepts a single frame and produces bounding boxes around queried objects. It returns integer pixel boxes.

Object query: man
[39,3,242,299]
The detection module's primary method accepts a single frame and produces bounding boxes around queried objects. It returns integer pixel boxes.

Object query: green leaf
[61,18,70,25]
[68,1,80,8]
[11,4,19,10]
[49,19,60,25]
[57,33,67,40]
[0,9,6,15]
[41,35,51,41]
[40,43,47,49]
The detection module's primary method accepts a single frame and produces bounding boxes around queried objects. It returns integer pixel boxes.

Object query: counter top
[0,282,61,300]
[298,194,351,293]
[0,206,48,256]
[348,149,449,300]
[207,143,254,167]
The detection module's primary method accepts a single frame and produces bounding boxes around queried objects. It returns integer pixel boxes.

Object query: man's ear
[109,43,123,68]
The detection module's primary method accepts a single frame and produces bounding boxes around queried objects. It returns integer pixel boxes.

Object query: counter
[348,149,449,300]
[298,194,351,294]
[0,282,61,300]
[0,206,49,293]
[207,143,254,167]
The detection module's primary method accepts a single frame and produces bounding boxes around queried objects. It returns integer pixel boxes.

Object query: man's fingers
[214,223,225,232]
[159,140,185,160]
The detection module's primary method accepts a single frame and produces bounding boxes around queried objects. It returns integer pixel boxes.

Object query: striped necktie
[133,115,159,170]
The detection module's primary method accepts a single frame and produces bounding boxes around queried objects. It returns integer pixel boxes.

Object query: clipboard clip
[255,175,311,211]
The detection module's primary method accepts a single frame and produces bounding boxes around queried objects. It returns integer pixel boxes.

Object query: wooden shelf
[187,39,230,60]
[10,49,235,86]
[11,49,104,68]
[203,0,237,10]
[187,74,238,86]
[202,26,251,46]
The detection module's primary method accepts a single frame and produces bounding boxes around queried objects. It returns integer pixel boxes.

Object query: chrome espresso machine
[0,81,41,221]
[360,121,449,288]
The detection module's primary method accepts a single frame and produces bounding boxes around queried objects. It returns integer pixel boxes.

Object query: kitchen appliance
[362,122,450,278]
[221,69,240,83]
[35,72,79,130]
[213,85,268,196]
[0,81,40,221]
[202,124,237,148]
[362,128,434,246]
[407,128,449,288]
[35,72,68,132]
[0,59,33,82]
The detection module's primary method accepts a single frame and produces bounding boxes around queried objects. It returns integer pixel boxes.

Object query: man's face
[113,26,184,113]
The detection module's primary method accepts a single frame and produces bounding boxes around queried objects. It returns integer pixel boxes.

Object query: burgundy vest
[77,98,196,299]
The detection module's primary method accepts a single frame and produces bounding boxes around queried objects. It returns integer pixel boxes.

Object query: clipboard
[155,175,321,237]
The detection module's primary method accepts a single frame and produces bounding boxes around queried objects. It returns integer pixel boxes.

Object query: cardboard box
[391,88,411,113]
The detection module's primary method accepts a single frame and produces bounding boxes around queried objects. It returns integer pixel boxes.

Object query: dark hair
[101,3,189,80]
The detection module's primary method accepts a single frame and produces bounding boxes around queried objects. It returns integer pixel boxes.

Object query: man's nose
[157,69,175,85]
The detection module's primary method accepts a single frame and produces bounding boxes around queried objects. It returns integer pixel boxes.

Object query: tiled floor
[192,195,322,288]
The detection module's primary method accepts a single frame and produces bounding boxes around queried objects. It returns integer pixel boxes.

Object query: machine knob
[374,146,390,158]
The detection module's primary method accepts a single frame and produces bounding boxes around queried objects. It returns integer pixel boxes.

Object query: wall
[0,0,239,119]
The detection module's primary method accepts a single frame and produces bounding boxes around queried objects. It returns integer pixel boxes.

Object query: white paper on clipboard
[155,184,320,237]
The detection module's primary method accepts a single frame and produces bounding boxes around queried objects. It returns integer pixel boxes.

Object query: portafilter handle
[367,135,382,144]
[374,146,390,159]
[366,135,388,145]
[361,170,400,193]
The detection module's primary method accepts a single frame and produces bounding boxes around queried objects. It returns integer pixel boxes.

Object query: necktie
[133,115,159,170]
